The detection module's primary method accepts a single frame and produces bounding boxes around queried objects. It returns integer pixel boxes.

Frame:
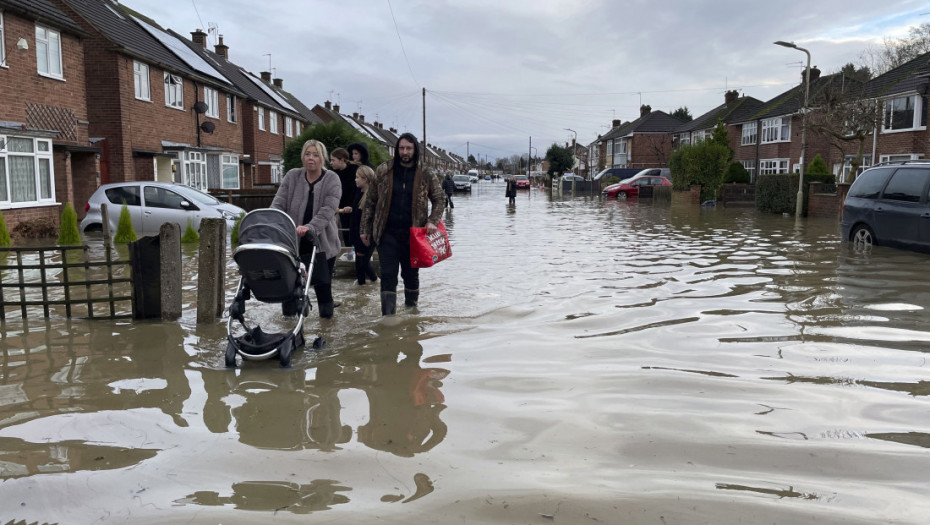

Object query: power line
[190,0,205,32]
[387,0,418,88]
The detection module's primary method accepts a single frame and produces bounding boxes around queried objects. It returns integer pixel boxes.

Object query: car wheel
[618,191,627,200]
[84,224,103,233]
[851,224,875,251]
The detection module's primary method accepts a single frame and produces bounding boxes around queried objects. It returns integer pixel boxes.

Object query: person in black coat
[347,142,373,169]
[332,147,358,259]
[441,174,455,209]
[505,175,517,205]
[348,165,379,285]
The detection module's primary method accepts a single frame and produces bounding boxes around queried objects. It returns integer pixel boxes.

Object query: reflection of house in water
[178,479,351,514]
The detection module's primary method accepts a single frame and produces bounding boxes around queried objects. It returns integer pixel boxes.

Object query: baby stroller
[225,208,325,368]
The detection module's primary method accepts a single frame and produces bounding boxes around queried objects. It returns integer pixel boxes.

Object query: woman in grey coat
[272,139,342,318]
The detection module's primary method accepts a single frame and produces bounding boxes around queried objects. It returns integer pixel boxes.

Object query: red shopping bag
[410,221,451,268]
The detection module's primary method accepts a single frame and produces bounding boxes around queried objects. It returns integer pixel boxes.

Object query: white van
[467,169,480,182]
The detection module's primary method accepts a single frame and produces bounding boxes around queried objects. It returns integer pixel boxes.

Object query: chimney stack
[640,104,652,118]
[260,71,271,82]
[805,66,821,83]
[191,29,207,48]
[352,112,359,119]
[214,35,228,59]
[273,78,282,88]
[333,104,340,113]
[359,114,365,123]
[612,119,621,127]
[324,100,331,110]
[725,89,739,104]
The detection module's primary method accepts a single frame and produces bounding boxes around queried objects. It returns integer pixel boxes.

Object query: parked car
[485,175,491,181]
[593,167,635,181]
[452,174,472,192]
[513,175,530,189]
[469,175,479,183]
[561,173,585,182]
[81,181,245,237]
[841,162,930,252]
[602,172,671,198]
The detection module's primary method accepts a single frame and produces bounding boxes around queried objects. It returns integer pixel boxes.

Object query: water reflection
[179,479,351,513]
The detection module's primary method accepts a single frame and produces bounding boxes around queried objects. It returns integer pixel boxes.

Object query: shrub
[284,120,390,171]
[724,162,751,184]
[0,212,11,247]
[113,203,137,243]
[181,219,199,243]
[230,212,245,246]
[57,203,82,245]
[668,141,730,201]
[12,218,57,239]
[756,173,799,214]
[807,154,830,176]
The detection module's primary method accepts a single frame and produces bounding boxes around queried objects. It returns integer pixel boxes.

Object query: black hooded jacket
[347,142,373,168]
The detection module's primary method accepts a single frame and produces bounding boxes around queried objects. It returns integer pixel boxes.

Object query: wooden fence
[0,245,133,320]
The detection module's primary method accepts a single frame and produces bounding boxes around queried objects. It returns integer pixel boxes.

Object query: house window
[133,61,150,100]
[677,133,691,146]
[837,155,871,183]
[741,123,757,145]
[0,136,55,205]
[613,138,627,167]
[606,140,613,156]
[882,95,926,132]
[221,154,239,189]
[270,111,278,134]
[258,108,265,130]
[285,116,293,137]
[879,153,924,163]
[35,25,63,78]
[184,151,207,190]
[761,117,790,143]
[740,159,756,178]
[0,11,6,67]
[226,95,236,123]
[270,162,283,183]
[760,158,790,174]
[164,72,183,109]
[204,87,218,118]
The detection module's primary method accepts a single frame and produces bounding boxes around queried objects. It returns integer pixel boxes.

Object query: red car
[514,175,530,189]
[602,173,671,198]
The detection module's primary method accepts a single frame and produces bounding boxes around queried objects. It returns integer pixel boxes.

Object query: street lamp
[564,128,577,176]
[774,40,810,220]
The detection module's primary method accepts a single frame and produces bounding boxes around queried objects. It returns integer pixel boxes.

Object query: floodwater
[3,181,930,524]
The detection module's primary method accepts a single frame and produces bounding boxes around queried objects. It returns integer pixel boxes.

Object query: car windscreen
[514,176,527,180]
[453,175,469,181]
[172,185,220,205]
[848,167,895,199]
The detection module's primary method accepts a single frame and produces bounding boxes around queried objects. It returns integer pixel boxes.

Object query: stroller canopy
[237,208,299,258]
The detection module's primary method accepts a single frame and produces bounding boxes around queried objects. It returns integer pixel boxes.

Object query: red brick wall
[807,183,841,219]
[874,127,929,158]
[4,205,62,232]
[629,133,672,168]
[730,115,854,173]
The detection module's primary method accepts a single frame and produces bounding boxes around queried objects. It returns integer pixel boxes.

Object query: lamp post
[774,40,810,219]
[564,128,577,175]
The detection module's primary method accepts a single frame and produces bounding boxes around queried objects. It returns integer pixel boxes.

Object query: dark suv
[841,161,930,252]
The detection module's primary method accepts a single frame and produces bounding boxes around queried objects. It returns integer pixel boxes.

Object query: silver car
[80,182,245,237]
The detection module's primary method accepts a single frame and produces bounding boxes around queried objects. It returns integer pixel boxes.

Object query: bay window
[761,117,790,143]
[882,95,926,132]
[741,122,757,145]
[0,136,55,205]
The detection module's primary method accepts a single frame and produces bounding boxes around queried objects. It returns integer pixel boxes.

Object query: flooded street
[5,181,930,524]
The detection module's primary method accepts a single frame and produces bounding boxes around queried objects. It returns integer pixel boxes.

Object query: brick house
[674,90,763,153]
[730,68,860,182]
[861,51,930,172]
[593,105,684,170]
[54,0,255,214]
[0,0,94,230]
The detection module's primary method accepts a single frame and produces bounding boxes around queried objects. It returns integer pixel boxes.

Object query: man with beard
[360,133,445,315]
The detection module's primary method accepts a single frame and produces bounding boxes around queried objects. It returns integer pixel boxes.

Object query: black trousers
[445,194,454,208]
[376,229,418,294]
[300,253,336,304]
[354,247,378,284]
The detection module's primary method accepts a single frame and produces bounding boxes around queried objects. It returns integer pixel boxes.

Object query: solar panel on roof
[134,17,230,86]
[341,116,378,139]
[241,71,297,113]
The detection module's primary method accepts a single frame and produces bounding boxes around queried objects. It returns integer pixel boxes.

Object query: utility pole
[528,136,532,177]
[422,87,427,164]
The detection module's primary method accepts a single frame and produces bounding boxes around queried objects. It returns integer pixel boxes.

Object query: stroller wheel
[312,336,326,350]
[224,341,238,368]
[279,339,293,368]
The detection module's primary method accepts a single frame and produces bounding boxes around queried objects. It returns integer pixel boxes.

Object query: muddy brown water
[3,182,930,524]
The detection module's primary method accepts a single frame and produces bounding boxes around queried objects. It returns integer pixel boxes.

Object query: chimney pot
[333,104,340,113]
[359,114,365,123]
[191,29,208,47]
[640,104,652,118]
[324,100,331,110]
[273,78,282,88]
[612,119,621,127]
[725,90,739,104]
[352,112,359,119]
[260,71,271,82]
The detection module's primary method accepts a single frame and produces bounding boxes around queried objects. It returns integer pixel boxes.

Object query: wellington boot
[404,288,419,308]
[318,301,334,319]
[381,292,397,316]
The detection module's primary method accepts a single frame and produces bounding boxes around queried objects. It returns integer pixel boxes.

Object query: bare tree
[808,67,874,182]
[860,23,930,75]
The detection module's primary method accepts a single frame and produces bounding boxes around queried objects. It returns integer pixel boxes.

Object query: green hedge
[756,172,836,215]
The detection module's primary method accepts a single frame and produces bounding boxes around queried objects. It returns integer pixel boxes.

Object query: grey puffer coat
[271,168,341,259]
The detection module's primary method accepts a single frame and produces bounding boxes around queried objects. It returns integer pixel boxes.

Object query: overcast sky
[121,0,926,164]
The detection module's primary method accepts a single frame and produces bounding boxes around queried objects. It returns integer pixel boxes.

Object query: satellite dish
[200,121,216,134]
[192,101,208,114]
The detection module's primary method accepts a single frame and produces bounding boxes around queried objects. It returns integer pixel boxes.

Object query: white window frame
[221,154,239,189]
[879,153,924,163]
[184,151,207,190]
[270,111,278,135]
[0,136,56,206]
[740,159,756,178]
[35,25,63,79]
[164,72,183,109]
[605,140,613,156]
[741,122,757,145]
[226,95,236,123]
[285,116,293,137]
[270,162,283,183]
[258,107,265,130]
[759,158,790,175]
[761,117,790,143]
[133,61,150,101]
[613,138,628,167]
[882,95,925,133]
[0,11,7,68]
[203,87,219,118]
[677,133,691,146]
